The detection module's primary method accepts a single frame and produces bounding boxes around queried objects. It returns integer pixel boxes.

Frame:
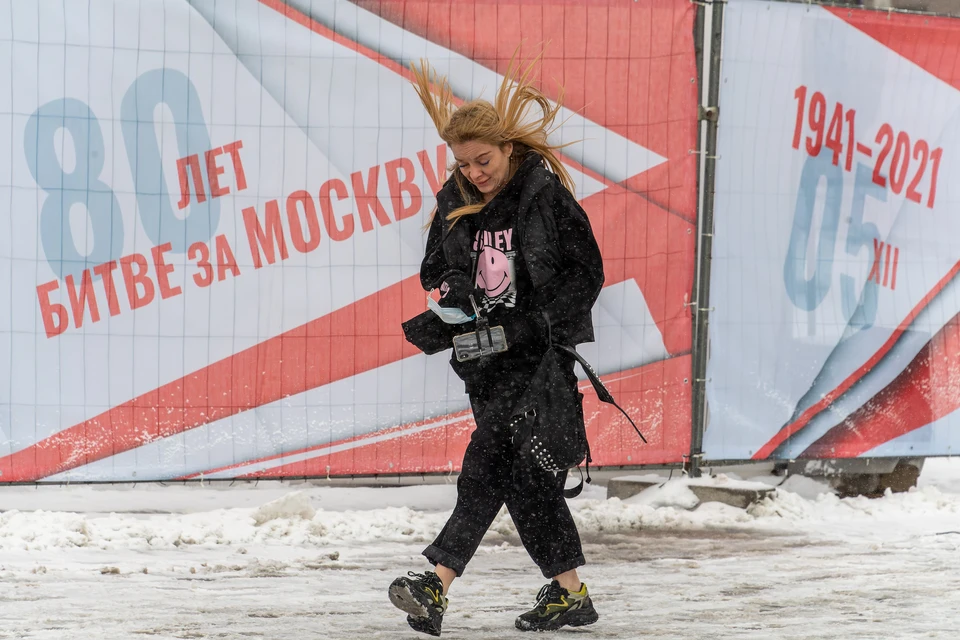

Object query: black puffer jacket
[422,152,604,347]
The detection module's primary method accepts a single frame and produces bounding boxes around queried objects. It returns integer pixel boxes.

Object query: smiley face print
[472,228,518,311]
[476,245,512,297]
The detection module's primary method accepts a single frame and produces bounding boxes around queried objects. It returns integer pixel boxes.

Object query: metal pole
[693,0,706,203]
[688,0,724,479]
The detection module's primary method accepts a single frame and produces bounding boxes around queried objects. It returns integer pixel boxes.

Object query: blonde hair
[409,48,575,224]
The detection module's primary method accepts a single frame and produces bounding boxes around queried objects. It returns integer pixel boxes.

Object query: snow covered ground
[2,460,960,639]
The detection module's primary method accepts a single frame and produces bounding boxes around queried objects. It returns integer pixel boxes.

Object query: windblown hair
[409,48,575,224]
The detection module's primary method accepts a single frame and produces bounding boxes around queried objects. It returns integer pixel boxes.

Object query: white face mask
[427,295,475,325]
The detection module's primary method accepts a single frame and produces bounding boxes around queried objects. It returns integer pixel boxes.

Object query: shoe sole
[568,609,600,627]
[407,615,441,637]
[388,579,430,619]
[516,607,599,632]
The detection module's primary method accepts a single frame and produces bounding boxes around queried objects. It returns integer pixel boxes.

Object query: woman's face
[451,140,513,202]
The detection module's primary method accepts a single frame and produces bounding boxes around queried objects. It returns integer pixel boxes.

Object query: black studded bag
[509,342,646,499]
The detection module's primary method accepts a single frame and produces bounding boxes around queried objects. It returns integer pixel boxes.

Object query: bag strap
[553,342,647,445]
[560,451,591,499]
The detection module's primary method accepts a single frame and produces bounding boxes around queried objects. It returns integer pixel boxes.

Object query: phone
[453,325,509,362]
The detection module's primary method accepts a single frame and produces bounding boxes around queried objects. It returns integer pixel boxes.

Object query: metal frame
[763,0,960,19]
[688,0,725,478]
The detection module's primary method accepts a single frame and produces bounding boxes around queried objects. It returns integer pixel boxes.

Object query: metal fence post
[688,0,725,478]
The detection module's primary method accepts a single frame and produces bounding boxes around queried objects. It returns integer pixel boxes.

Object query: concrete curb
[606,478,775,509]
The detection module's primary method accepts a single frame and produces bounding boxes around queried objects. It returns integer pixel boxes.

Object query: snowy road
[2,461,959,639]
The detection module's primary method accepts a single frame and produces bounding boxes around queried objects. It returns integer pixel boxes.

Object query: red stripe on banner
[801,312,960,458]
[827,7,960,93]
[582,185,695,355]
[752,258,960,460]
[257,0,415,83]
[185,354,692,478]
[238,413,476,478]
[0,276,426,482]
[177,408,476,479]
[585,354,692,468]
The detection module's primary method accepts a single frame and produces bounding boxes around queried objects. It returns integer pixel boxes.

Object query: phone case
[452,325,508,362]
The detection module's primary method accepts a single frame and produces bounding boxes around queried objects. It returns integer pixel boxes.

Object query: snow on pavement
[1,459,959,639]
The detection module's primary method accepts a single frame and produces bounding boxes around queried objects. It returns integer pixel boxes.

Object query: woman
[391,52,605,636]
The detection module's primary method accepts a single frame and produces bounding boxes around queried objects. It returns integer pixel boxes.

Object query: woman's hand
[438,271,479,315]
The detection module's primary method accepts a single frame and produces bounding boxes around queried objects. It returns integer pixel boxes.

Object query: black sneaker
[388,571,448,637]
[515,580,599,632]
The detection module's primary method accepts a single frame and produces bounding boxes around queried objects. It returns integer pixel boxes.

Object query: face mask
[427,294,475,325]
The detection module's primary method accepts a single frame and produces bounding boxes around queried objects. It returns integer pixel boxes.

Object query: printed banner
[706,0,960,460]
[0,0,698,482]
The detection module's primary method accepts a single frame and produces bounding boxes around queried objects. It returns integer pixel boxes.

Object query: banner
[0,0,699,482]
[705,0,960,461]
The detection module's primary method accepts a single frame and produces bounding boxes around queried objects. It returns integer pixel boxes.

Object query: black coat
[421,153,604,348]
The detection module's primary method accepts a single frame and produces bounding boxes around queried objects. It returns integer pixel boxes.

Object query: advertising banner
[0,0,699,482]
[706,0,960,460]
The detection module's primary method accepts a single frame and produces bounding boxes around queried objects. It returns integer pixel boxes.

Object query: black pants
[423,361,585,579]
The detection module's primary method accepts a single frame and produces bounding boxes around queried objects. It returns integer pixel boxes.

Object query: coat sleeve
[528,180,605,333]
[420,208,458,291]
